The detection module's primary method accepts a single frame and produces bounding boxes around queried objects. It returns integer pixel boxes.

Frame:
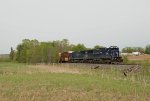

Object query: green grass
[0,62,150,101]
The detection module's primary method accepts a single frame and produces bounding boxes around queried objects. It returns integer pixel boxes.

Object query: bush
[121,55,128,64]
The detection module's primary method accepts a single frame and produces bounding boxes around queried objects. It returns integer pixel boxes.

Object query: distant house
[121,52,141,56]
[132,52,141,56]
[121,53,132,56]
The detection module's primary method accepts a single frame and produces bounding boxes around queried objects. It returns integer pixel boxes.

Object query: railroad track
[60,63,139,67]
[60,63,141,76]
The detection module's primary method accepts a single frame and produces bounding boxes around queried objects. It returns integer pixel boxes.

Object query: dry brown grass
[128,54,150,60]
[28,64,81,74]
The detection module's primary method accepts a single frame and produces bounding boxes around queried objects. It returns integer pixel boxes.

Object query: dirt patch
[128,54,150,60]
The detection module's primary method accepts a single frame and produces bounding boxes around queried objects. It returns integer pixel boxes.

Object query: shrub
[121,55,128,64]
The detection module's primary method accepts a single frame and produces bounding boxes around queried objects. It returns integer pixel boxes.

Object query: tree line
[122,46,150,54]
[9,39,150,63]
[9,39,104,63]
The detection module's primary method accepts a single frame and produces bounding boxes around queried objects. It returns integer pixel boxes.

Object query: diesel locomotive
[59,46,123,64]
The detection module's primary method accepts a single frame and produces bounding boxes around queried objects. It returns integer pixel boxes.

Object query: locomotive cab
[109,46,123,63]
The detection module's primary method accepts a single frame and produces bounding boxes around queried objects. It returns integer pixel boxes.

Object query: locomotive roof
[72,46,119,53]
[61,46,119,54]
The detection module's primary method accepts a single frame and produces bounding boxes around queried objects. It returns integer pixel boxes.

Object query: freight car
[59,46,123,64]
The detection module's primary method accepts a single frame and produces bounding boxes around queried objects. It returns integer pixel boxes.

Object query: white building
[132,52,141,56]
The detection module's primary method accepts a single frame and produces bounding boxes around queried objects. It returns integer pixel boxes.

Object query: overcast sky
[0,0,150,54]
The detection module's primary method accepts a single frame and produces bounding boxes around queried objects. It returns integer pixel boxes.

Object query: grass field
[0,62,150,101]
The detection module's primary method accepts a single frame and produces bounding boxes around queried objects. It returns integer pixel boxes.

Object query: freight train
[59,46,123,64]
